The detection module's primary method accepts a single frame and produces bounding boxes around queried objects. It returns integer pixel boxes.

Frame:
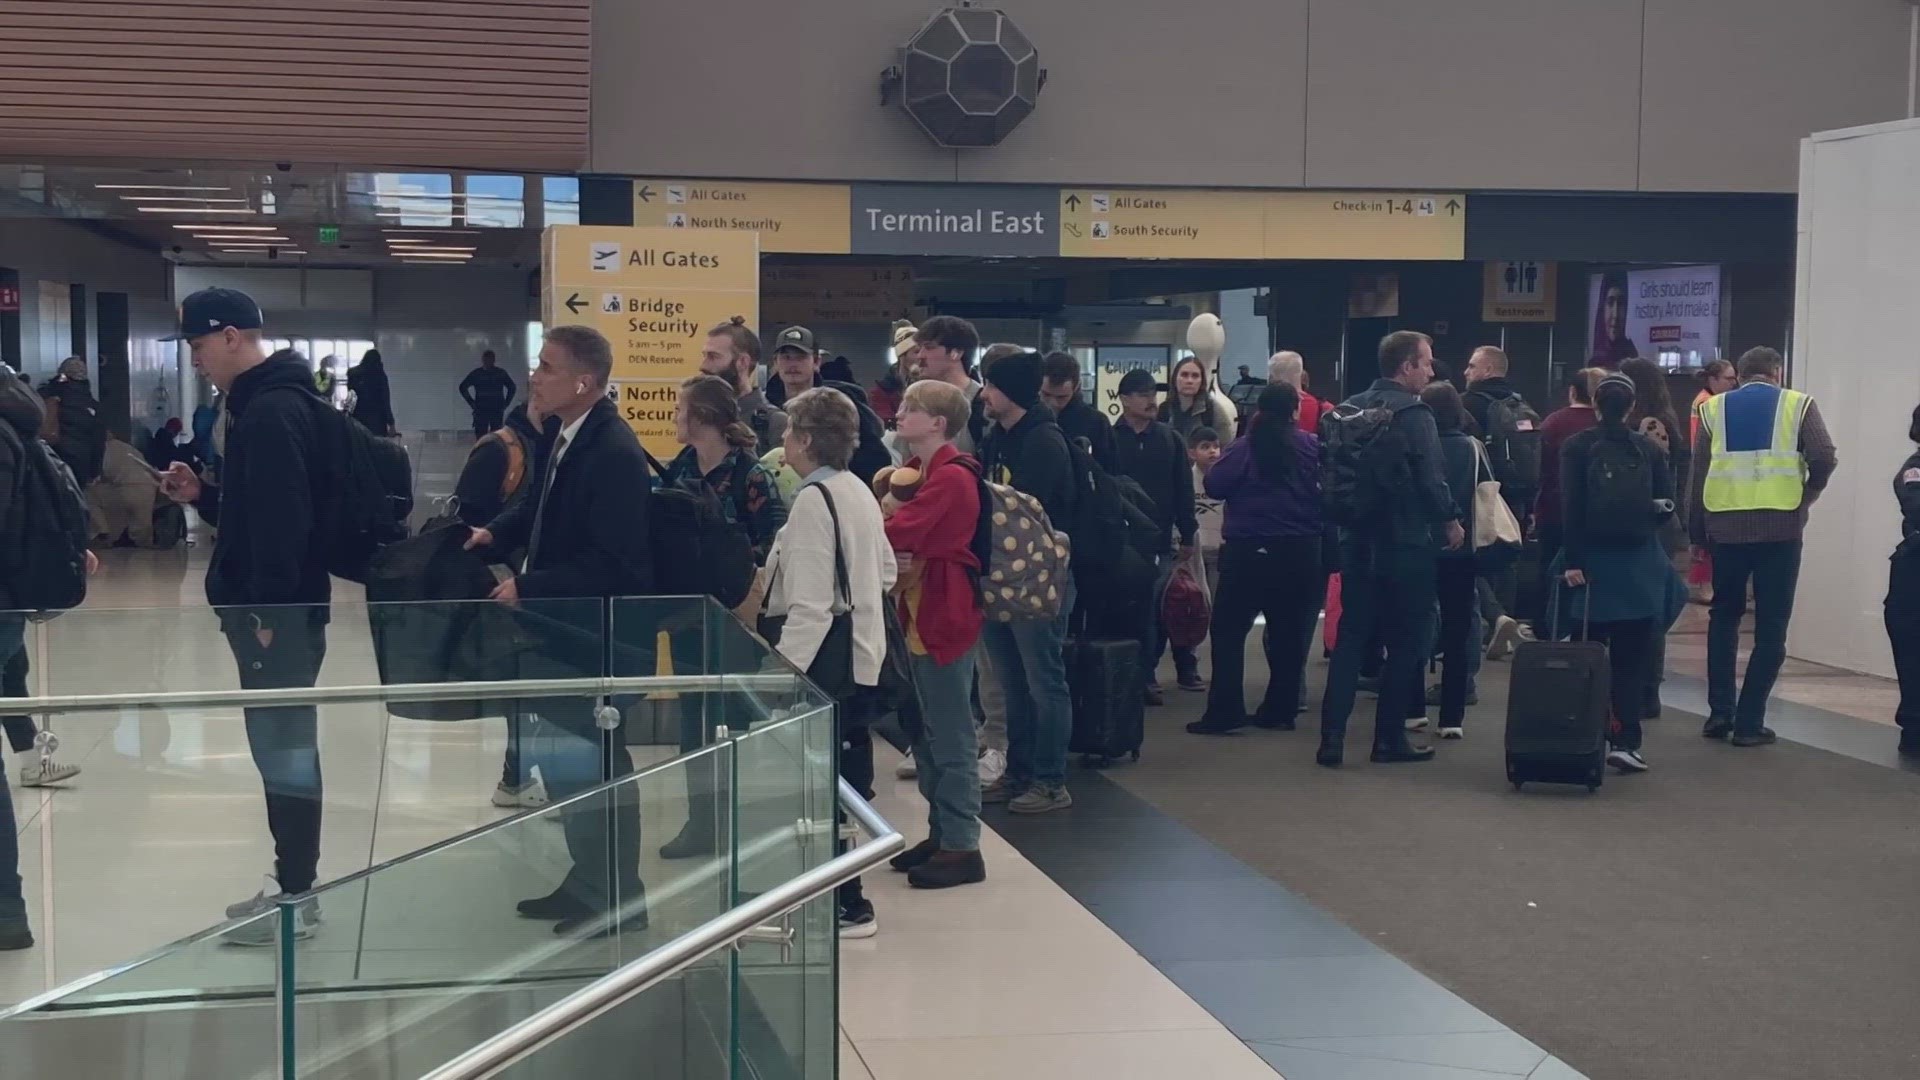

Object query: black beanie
[985,350,1044,410]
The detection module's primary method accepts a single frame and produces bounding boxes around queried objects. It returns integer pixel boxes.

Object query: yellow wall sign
[1056,188,1465,261]
[542,225,758,457]
[632,179,851,255]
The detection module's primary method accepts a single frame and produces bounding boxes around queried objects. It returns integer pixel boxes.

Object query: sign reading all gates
[542,225,758,457]
[633,180,850,255]
[1482,261,1557,323]
[1060,188,1465,261]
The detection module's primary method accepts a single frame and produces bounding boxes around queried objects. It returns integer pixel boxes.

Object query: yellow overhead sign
[632,179,852,255]
[542,225,759,457]
[1057,188,1465,261]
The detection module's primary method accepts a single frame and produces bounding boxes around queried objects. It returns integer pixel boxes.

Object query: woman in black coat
[1421,382,1481,741]
[348,349,396,436]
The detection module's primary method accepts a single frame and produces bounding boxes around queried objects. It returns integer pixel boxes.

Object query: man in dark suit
[467,324,654,936]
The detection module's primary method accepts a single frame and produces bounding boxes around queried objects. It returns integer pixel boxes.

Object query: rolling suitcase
[1504,588,1608,792]
[1066,637,1143,766]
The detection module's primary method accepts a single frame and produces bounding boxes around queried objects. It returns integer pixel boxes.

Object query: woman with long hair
[1557,373,1687,774]
[1588,271,1638,368]
[1186,383,1325,735]
[662,374,787,562]
[347,347,395,435]
[1420,382,1481,740]
[1158,355,1238,444]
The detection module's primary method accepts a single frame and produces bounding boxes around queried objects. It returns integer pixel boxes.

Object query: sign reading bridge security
[542,225,758,456]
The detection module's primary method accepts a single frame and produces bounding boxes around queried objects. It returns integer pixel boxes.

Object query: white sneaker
[1607,748,1650,773]
[18,758,79,787]
[224,900,320,947]
[1485,615,1521,660]
[1438,726,1464,740]
[225,874,289,920]
[1405,716,1430,732]
[493,776,550,809]
[977,747,1007,788]
[894,751,917,780]
[516,776,549,808]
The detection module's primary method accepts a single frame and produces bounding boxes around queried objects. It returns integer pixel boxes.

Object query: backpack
[487,427,528,501]
[745,401,780,457]
[1319,400,1417,533]
[1475,391,1542,499]
[4,434,90,614]
[1062,436,1160,620]
[271,387,412,584]
[949,457,1071,623]
[643,450,756,609]
[1582,435,1655,544]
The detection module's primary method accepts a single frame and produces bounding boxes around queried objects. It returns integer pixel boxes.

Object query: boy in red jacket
[882,380,987,889]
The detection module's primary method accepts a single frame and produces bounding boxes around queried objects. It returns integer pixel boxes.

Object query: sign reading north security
[851,184,1056,257]
[632,180,849,254]
[1061,188,1464,260]
[543,225,757,456]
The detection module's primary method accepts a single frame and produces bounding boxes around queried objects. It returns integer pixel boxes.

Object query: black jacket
[459,365,516,412]
[38,378,106,487]
[454,406,549,529]
[1342,379,1457,547]
[1053,396,1115,473]
[980,407,1076,532]
[1897,449,1920,559]
[1112,418,1196,551]
[485,397,653,600]
[194,357,332,629]
[348,359,394,435]
[1462,376,1522,437]
[1437,429,1479,556]
[0,375,46,609]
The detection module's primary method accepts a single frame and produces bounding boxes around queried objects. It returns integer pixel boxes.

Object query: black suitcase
[1504,590,1608,792]
[1066,638,1144,766]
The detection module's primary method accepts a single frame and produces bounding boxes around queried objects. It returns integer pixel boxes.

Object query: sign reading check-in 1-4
[629,179,1464,261]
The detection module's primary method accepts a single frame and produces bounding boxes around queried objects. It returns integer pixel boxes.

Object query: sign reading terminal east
[850,183,1057,257]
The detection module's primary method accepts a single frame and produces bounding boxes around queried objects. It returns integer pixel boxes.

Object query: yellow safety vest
[1699,385,1811,512]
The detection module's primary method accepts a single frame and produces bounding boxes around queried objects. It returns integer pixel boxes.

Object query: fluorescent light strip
[394,253,473,260]
[138,207,258,214]
[193,234,290,241]
[382,228,481,234]
[120,195,251,204]
[385,246,476,253]
[96,184,232,192]
[218,249,306,255]
[172,224,278,231]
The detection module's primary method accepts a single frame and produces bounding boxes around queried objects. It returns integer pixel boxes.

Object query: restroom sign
[1482,261,1557,323]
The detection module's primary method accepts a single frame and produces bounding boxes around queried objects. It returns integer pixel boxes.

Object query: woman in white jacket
[760,386,896,939]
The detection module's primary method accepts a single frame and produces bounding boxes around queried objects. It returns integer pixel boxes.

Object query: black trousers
[224,623,328,894]
[1435,557,1479,727]
[1204,537,1324,725]
[1886,555,1920,734]
[837,723,875,908]
[1589,618,1656,752]
[472,405,506,437]
[2,645,33,754]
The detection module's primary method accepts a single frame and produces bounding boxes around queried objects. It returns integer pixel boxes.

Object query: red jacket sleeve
[885,459,980,564]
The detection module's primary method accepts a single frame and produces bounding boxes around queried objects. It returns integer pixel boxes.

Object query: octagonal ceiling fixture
[883,3,1043,148]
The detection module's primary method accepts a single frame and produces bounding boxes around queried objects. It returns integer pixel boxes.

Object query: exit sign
[318,225,340,244]
[0,285,18,313]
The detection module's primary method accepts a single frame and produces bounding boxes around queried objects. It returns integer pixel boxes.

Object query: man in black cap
[766,325,889,483]
[977,350,1078,815]
[1112,368,1199,703]
[158,287,334,944]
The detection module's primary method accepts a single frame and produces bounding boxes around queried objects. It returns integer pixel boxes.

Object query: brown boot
[907,850,986,890]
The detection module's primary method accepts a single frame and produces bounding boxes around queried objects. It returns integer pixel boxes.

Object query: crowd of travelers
[0,284,1894,956]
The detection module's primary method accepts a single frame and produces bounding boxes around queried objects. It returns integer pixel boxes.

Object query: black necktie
[525,433,567,569]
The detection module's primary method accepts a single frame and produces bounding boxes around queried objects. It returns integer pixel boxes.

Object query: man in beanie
[978,349,1078,814]
[1113,367,1199,703]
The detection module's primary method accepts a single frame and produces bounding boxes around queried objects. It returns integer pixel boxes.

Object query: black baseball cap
[1117,369,1159,396]
[773,326,816,356]
[165,287,264,341]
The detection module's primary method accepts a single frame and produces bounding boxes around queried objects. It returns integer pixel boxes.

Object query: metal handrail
[9,672,806,715]
[418,779,901,1080]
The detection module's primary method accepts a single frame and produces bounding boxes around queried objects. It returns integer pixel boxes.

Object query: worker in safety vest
[1688,346,1838,747]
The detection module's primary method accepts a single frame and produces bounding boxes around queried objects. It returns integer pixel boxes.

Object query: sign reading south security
[543,225,757,456]
[632,179,850,254]
[850,184,1056,257]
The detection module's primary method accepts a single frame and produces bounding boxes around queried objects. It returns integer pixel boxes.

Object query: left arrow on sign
[638,185,656,203]
[565,293,588,314]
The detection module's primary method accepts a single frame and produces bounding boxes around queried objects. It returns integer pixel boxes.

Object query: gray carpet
[1112,641,1920,1080]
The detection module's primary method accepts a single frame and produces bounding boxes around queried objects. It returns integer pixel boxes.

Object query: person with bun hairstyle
[701,316,787,456]
[662,374,787,563]
[1557,372,1686,774]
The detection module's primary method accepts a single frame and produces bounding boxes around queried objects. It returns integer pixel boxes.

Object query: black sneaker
[1252,711,1297,731]
[555,907,650,939]
[1701,714,1734,740]
[1177,674,1207,692]
[658,820,716,861]
[517,888,594,922]
[1729,728,1778,747]
[1370,743,1436,764]
[838,899,878,939]
[1900,729,1920,757]
[1356,676,1382,695]
[907,850,986,890]
[1185,715,1247,736]
[0,919,33,951]
[1315,737,1344,768]
[1144,685,1165,707]
[889,837,940,873]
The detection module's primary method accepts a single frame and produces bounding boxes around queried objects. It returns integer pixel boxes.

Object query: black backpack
[1474,391,1543,500]
[825,382,893,486]
[268,387,413,584]
[1062,436,1159,620]
[1319,400,1417,533]
[4,433,90,614]
[1582,435,1656,544]
[643,450,756,609]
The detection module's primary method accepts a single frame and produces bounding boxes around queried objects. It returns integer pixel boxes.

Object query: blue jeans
[910,648,981,851]
[0,616,22,912]
[983,576,1075,789]
[1321,541,1437,747]
[1708,540,1803,733]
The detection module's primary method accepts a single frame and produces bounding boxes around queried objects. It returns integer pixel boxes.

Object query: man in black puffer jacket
[159,289,334,944]
[765,325,892,482]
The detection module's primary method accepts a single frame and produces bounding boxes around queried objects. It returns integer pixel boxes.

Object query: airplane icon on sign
[591,245,620,272]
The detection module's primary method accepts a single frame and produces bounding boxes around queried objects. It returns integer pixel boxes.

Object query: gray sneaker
[225,902,320,947]
[1008,784,1072,815]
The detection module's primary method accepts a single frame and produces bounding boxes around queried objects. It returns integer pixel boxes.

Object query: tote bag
[1471,440,1524,570]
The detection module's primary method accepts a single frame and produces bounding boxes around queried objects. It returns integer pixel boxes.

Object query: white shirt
[762,468,898,684]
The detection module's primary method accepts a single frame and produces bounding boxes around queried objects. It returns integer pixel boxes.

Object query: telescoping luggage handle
[1545,578,1593,643]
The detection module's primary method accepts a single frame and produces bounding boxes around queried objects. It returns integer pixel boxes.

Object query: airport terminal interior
[3,1,1920,1077]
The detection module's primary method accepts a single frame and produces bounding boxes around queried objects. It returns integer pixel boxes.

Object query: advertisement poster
[1585,264,1721,369]
[1347,271,1400,318]
[1092,345,1170,421]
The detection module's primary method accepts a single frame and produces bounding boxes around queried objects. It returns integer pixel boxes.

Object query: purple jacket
[1204,427,1324,540]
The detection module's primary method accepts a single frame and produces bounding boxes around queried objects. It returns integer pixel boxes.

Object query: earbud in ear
[577,382,587,395]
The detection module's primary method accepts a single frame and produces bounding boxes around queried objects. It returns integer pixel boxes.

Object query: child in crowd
[1188,426,1224,601]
